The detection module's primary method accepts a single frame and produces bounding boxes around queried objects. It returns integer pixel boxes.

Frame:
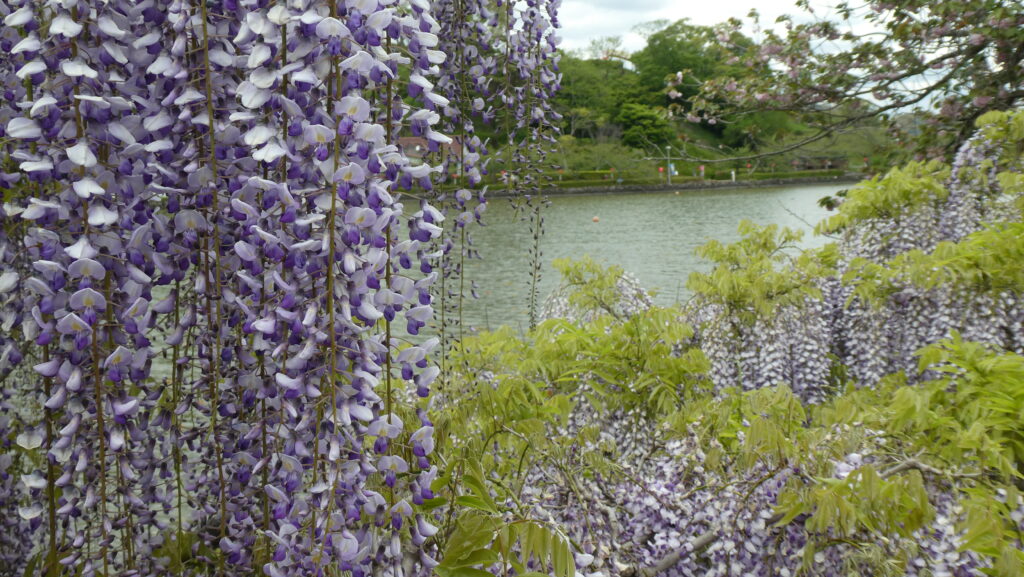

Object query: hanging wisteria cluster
[687,125,1024,402]
[0,0,560,575]
[824,128,1024,388]
[381,0,565,364]
[515,398,992,577]
[693,297,833,403]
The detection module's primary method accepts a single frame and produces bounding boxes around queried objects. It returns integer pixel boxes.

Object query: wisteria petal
[0,272,17,294]
[72,178,106,198]
[68,258,106,280]
[56,314,90,334]
[316,17,352,39]
[7,118,41,139]
[70,288,106,311]
[65,238,99,260]
[87,205,118,227]
[61,59,98,79]
[67,142,98,168]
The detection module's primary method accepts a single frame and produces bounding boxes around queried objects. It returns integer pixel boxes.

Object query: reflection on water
[460,183,845,333]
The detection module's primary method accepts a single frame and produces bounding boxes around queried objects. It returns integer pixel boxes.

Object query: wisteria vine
[448,111,1024,577]
[0,0,560,575]
[686,120,1024,403]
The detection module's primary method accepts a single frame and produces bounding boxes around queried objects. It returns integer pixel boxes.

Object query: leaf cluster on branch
[685,0,1024,161]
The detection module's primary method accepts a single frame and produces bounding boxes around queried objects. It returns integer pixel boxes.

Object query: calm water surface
[145,183,844,380]
[459,183,844,333]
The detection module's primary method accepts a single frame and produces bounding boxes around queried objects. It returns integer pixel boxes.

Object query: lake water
[458,182,846,333]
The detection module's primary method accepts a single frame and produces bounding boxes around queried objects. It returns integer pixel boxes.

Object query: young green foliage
[818,162,951,234]
[688,220,826,321]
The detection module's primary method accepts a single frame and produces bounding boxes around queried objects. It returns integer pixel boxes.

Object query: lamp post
[645,144,677,185]
[665,145,673,185]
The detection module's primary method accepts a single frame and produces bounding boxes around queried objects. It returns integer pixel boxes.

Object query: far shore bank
[489,173,867,197]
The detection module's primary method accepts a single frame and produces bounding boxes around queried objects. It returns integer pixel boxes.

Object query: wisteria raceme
[693,297,833,402]
[429,0,496,351]
[490,0,561,195]
[523,407,989,577]
[428,0,561,349]
[0,401,34,570]
[939,129,1020,242]
[687,121,1024,400]
[0,0,560,575]
[540,270,652,325]
[0,208,27,561]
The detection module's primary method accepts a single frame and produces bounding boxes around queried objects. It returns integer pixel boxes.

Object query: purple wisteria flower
[0,0,560,573]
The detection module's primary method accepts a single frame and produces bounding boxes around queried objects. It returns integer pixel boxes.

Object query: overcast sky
[557,0,822,54]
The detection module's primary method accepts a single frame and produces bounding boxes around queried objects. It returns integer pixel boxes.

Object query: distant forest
[536,19,893,181]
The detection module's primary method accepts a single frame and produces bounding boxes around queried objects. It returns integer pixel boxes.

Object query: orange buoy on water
[592,216,600,222]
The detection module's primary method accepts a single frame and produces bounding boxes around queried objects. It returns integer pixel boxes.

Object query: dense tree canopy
[550,17,863,160]
[552,1,1023,165]
[616,103,674,148]
[555,56,640,140]
[629,19,747,109]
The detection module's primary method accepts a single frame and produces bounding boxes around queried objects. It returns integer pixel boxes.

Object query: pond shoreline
[490,173,866,197]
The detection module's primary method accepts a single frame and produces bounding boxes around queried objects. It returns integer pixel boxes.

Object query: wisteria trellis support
[0,0,561,575]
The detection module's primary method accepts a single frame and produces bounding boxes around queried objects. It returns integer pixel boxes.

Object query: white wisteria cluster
[694,296,833,403]
[688,126,1024,400]
[828,130,1024,388]
[540,270,653,325]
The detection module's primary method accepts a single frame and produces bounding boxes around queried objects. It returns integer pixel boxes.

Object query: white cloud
[557,0,835,54]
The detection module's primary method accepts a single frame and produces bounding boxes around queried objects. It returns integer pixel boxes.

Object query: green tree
[630,19,751,109]
[616,103,674,148]
[554,52,642,139]
[720,110,802,150]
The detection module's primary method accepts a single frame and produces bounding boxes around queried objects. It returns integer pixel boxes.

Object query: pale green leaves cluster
[427,111,1024,577]
[688,220,832,323]
[817,162,950,234]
